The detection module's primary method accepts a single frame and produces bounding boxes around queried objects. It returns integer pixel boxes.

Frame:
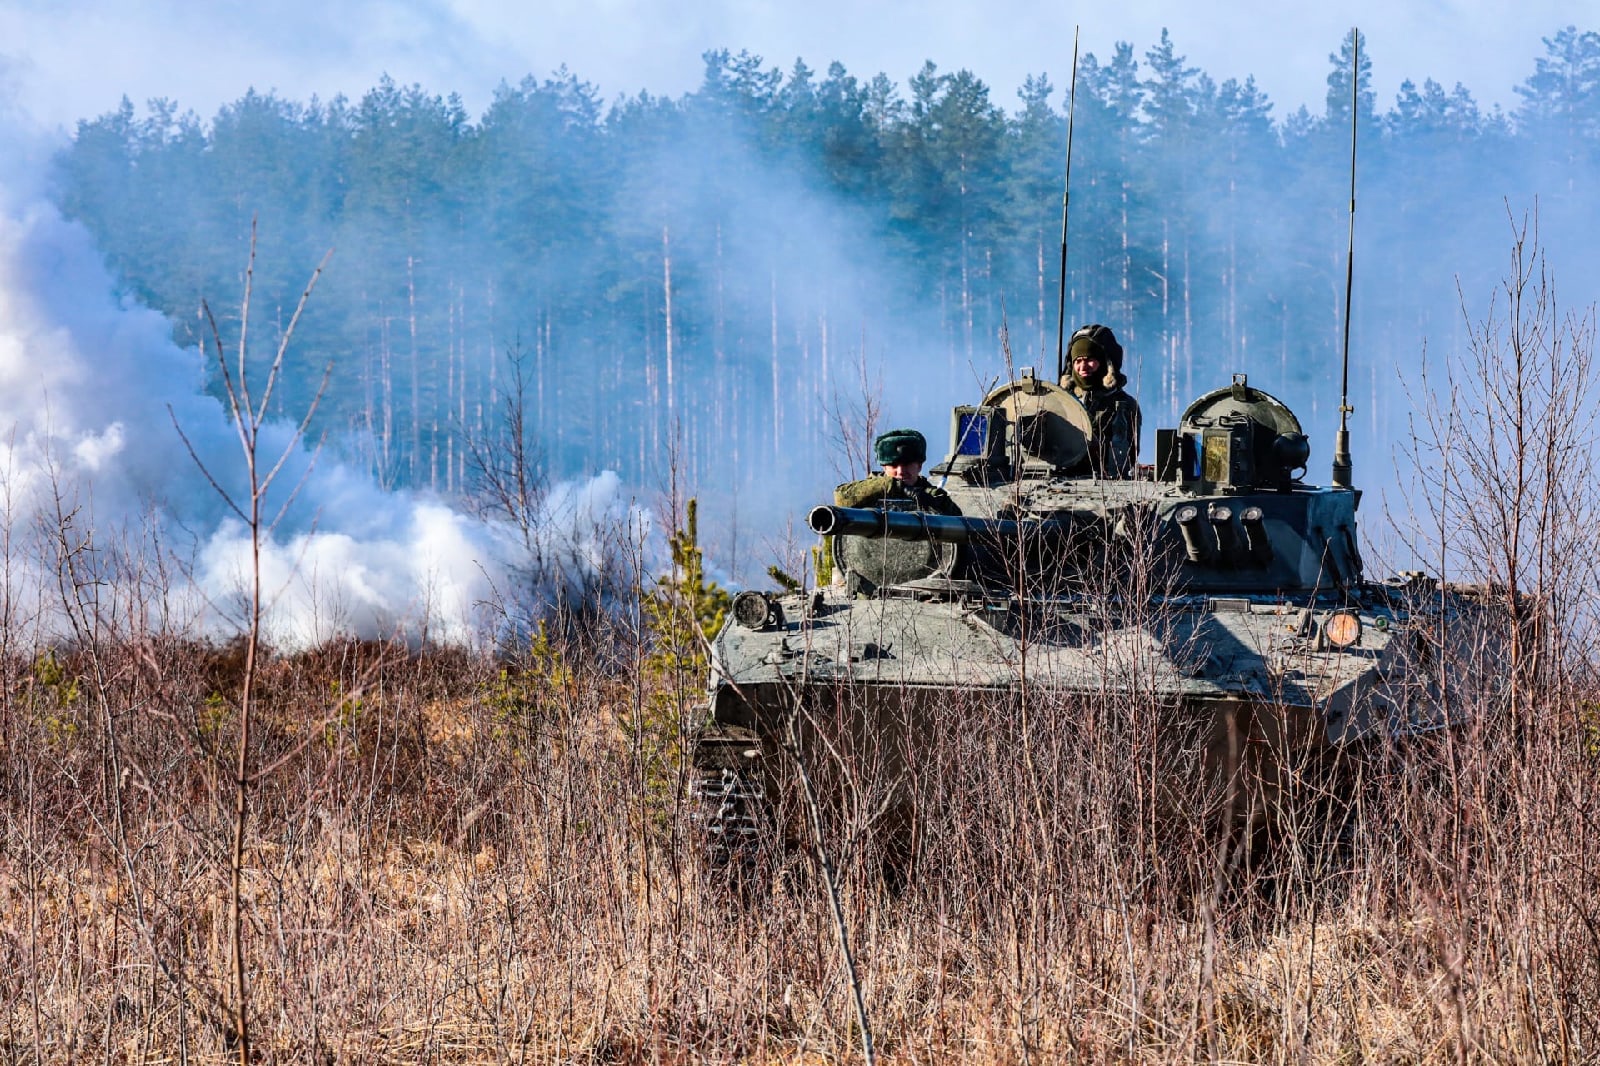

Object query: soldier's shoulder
[835,474,893,507]
[1107,388,1142,414]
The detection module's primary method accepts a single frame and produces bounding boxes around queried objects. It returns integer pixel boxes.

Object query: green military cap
[874,428,926,466]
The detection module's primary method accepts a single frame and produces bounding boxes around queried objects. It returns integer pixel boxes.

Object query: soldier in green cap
[834,428,961,515]
[1061,323,1141,478]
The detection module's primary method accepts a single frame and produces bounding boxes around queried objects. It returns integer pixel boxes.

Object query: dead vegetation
[4,225,1600,1063]
[2,597,1598,1064]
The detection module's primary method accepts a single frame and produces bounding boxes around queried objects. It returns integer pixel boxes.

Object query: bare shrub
[1359,211,1600,1059]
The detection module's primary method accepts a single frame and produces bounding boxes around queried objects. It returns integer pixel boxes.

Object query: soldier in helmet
[835,428,961,515]
[1061,323,1141,478]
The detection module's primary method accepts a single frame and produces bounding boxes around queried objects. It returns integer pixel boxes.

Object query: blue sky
[1,0,1589,130]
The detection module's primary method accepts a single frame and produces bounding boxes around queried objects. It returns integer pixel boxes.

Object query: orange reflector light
[1324,611,1361,648]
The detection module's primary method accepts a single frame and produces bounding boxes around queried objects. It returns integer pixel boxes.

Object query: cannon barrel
[807,505,1072,544]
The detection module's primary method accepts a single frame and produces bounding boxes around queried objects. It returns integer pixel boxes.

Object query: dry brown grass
[1,614,1597,1065]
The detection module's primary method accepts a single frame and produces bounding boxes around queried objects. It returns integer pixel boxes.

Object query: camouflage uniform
[834,473,960,515]
[834,427,962,515]
[1061,323,1142,479]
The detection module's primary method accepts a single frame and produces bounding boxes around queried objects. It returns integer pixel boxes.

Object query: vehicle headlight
[1322,610,1362,649]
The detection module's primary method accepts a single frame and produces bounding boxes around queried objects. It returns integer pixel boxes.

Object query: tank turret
[818,371,1361,599]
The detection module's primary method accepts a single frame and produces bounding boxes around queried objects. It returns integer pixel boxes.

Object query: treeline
[49,27,1600,501]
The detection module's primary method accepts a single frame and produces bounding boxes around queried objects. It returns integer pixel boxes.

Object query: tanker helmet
[1069,323,1124,373]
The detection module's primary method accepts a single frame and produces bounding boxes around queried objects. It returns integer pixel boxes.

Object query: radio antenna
[1332,27,1358,489]
[1054,27,1081,384]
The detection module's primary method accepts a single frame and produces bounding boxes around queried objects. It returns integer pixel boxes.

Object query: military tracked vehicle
[689,370,1507,868]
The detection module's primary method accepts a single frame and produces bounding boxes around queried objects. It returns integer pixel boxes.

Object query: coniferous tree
[1006,73,1066,363]
[44,25,1600,509]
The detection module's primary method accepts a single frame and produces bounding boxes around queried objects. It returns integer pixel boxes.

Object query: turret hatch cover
[1179,379,1302,437]
[835,534,958,594]
[980,376,1092,471]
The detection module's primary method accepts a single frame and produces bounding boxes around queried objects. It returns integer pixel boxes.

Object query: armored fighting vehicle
[690,370,1506,867]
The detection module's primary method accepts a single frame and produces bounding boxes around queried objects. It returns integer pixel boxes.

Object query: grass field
[2,604,1596,1064]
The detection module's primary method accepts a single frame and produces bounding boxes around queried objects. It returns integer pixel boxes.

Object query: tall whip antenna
[1054,27,1081,383]
[1332,27,1359,489]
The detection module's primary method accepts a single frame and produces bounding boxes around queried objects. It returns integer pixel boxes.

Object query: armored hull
[691,374,1507,865]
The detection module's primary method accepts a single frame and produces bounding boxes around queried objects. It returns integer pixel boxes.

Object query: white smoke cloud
[0,117,653,648]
